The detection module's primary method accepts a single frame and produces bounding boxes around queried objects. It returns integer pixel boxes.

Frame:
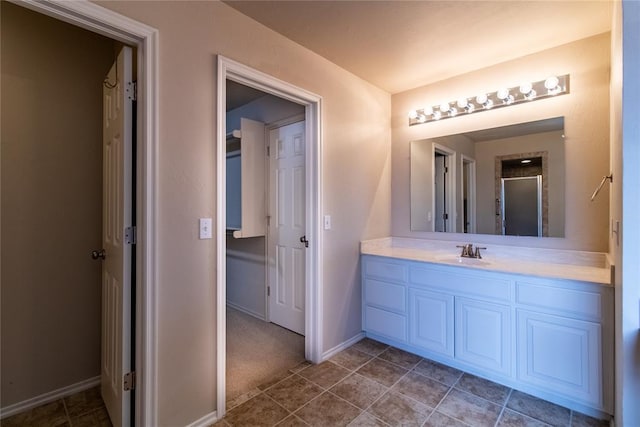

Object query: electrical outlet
[199,218,212,239]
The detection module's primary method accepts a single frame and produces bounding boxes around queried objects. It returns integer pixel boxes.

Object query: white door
[101,46,133,427]
[268,121,306,335]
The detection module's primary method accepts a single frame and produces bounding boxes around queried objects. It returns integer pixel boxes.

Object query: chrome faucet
[456,244,487,259]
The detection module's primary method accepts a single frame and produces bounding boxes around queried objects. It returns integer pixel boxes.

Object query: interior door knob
[91,249,106,260]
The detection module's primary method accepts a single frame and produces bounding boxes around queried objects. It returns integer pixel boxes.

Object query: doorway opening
[1,1,159,425]
[496,154,547,236]
[432,144,456,233]
[224,80,306,402]
[461,155,476,234]
[216,56,323,418]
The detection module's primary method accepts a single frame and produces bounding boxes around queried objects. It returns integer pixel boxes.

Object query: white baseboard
[0,376,101,419]
[321,332,366,361]
[227,301,266,321]
[185,410,218,427]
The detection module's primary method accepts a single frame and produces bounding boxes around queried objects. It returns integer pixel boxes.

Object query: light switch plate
[199,218,212,239]
[324,215,331,230]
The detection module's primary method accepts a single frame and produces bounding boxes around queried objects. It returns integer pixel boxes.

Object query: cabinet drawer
[364,257,408,283]
[516,281,602,321]
[365,306,407,342]
[409,266,511,302]
[364,279,406,313]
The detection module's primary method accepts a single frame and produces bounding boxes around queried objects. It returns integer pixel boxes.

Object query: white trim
[184,410,218,427]
[216,55,323,418]
[321,332,366,361]
[7,2,160,425]
[1,376,101,419]
[432,143,457,233]
[226,302,267,321]
[461,155,477,234]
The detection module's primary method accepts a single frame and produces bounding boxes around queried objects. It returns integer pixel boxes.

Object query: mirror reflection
[410,117,565,237]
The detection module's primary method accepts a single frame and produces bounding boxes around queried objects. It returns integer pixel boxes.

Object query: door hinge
[128,81,137,101]
[125,226,137,245]
[267,145,270,156]
[267,286,271,297]
[124,371,136,391]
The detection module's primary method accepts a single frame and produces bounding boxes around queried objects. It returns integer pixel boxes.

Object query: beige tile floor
[215,338,610,427]
[1,339,609,427]
[1,386,111,427]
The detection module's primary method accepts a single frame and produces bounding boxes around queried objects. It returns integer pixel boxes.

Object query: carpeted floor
[226,307,306,401]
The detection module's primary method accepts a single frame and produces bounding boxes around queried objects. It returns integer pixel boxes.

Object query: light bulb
[433,111,442,120]
[418,115,427,123]
[466,104,475,113]
[457,98,469,109]
[497,88,510,100]
[423,107,434,116]
[544,76,559,90]
[476,94,488,105]
[408,110,418,119]
[440,102,450,113]
[449,107,458,117]
[497,88,514,104]
[519,83,533,95]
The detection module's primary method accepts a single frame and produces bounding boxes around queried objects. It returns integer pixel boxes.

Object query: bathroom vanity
[360,237,613,419]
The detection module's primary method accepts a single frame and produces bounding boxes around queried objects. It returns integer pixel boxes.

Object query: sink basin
[435,255,492,267]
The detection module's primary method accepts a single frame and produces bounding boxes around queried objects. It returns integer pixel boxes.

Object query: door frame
[216,56,323,417]
[9,1,160,425]
[432,143,457,233]
[461,155,476,234]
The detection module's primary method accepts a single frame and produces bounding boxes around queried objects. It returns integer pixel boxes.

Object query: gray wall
[1,3,115,406]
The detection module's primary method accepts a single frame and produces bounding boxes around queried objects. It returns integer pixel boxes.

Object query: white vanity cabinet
[514,280,611,410]
[361,254,613,418]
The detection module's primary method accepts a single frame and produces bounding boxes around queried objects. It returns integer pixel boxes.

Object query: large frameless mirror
[410,117,565,237]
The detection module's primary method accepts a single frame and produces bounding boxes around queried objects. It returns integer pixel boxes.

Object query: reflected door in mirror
[501,176,542,236]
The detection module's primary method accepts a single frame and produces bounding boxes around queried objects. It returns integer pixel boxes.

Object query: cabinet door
[455,297,511,376]
[517,310,601,406]
[409,288,454,357]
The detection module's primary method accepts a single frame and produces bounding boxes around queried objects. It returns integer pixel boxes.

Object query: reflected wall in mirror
[410,117,565,237]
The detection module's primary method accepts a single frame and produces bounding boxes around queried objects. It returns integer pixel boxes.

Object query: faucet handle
[474,246,487,259]
[456,244,473,257]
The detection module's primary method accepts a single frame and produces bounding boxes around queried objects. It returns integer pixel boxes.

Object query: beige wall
[1,3,115,406]
[93,1,391,425]
[392,33,611,251]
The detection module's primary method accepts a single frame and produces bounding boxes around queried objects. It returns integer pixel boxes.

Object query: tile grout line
[424,374,461,427]
[61,398,73,427]
[493,388,514,427]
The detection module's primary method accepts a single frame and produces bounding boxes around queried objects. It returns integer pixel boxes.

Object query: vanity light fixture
[408,74,570,126]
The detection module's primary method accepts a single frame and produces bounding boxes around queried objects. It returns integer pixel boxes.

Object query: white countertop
[361,237,612,286]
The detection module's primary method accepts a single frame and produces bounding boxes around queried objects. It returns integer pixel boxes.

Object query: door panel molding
[216,55,323,418]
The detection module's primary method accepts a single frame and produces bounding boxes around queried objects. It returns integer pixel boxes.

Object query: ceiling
[222,1,612,94]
